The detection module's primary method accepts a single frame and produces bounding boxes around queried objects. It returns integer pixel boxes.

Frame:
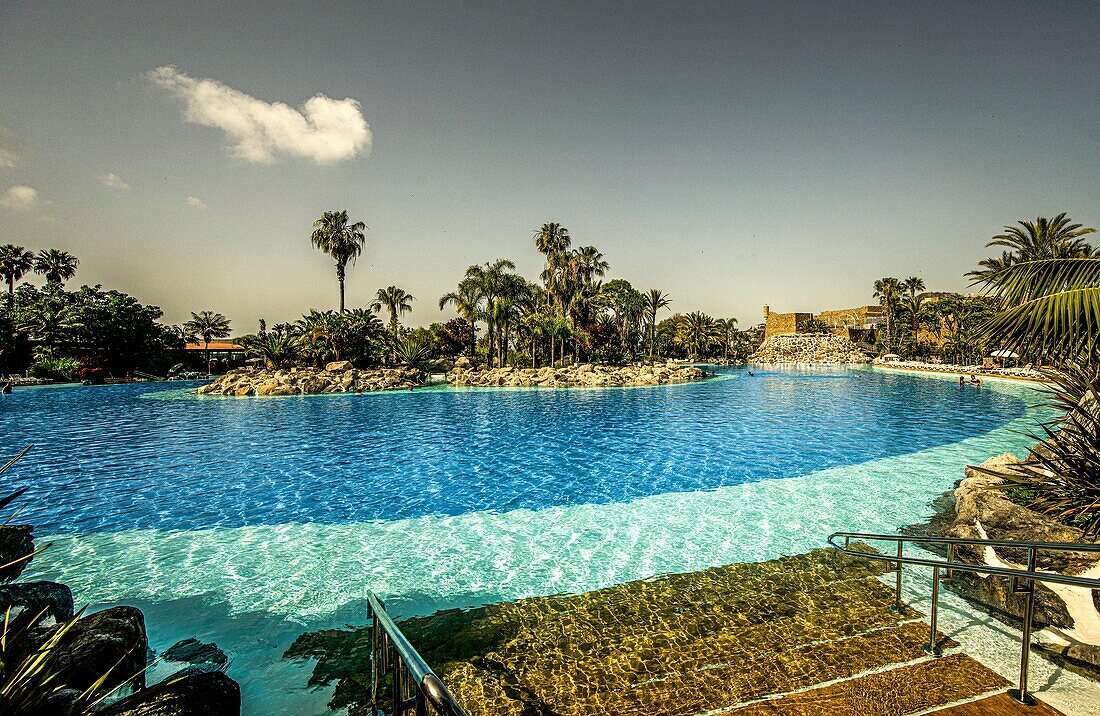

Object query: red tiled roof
[185,341,243,351]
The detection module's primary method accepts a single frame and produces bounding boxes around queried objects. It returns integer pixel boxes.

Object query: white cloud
[148,66,372,164]
[185,195,207,210]
[96,172,131,190]
[0,185,41,211]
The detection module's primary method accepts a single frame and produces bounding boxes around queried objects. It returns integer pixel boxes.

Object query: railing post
[370,603,380,716]
[924,565,941,656]
[890,540,905,614]
[1009,547,1037,706]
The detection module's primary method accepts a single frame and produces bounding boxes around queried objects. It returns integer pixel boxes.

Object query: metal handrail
[366,592,469,716]
[829,531,1100,706]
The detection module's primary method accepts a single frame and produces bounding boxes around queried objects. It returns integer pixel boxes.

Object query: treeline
[237,215,762,371]
[0,246,181,379]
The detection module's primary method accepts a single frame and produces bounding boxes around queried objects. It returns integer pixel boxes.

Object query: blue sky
[1,1,1097,330]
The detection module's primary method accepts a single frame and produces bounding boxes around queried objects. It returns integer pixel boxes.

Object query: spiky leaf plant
[971,363,1100,535]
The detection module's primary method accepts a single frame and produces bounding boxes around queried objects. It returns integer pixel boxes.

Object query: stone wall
[751,334,872,364]
[764,312,811,339]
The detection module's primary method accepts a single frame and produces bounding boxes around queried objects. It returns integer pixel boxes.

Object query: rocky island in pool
[447,358,709,388]
[195,362,425,396]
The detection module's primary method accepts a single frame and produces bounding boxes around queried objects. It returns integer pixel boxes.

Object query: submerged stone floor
[287,548,1062,715]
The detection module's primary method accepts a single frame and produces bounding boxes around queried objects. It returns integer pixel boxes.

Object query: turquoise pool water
[2,366,1047,713]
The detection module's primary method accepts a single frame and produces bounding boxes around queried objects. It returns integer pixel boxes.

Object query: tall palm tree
[184,311,232,374]
[461,259,516,367]
[371,286,415,360]
[967,213,1098,284]
[533,222,571,257]
[573,246,609,283]
[33,249,79,285]
[643,289,671,359]
[872,277,902,351]
[0,244,34,307]
[310,210,367,312]
[534,223,573,315]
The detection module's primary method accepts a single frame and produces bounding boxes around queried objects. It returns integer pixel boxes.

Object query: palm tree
[573,246,609,283]
[33,250,79,285]
[371,286,415,360]
[533,222,571,257]
[967,213,1098,284]
[716,318,739,362]
[184,311,232,374]
[461,259,516,367]
[977,257,1100,365]
[682,312,718,361]
[439,282,484,358]
[0,245,34,307]
[643,289,671,359]
[310,210,368,312]
[873,277,902,351]
[534,223,573,315]
[546,315,572,367]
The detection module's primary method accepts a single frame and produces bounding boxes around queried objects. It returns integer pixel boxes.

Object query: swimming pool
[3,366,1045,713]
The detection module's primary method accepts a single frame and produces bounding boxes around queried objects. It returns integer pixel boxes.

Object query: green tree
[0,245,34,308]
[311,210,367,312]
[184,311,231,374]
[33,250,79,285]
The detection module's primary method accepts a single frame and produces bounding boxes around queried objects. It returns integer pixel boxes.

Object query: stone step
[288,548,1032,716]
[922,692,1066,716]
[725,654,1008,716]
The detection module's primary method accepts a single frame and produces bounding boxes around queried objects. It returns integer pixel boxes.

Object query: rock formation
[196,364,425,396]
[751,334,871,364]
[447,361,709,388]
[936,453,1100,678]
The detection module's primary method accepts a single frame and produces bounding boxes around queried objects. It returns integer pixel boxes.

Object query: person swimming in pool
[969,373,982,386]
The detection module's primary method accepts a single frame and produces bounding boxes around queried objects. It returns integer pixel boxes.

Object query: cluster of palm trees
[1,245,80,305]
[871,276,925,351]
[432,222,757,367]
[435,223,681,367]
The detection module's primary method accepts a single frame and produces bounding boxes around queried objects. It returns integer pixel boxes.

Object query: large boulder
[0,580,74,627]
[98,670,241,716]
[941,454,1099,630]
[0,524,35,582]
[325,360,354,372]
[50,606,149,692]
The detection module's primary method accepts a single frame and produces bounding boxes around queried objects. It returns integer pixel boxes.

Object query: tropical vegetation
[433,222,755,367]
